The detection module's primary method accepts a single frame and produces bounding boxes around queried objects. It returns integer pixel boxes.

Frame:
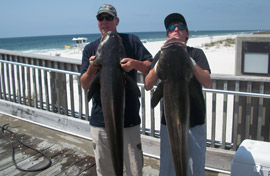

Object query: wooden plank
[20,146,72,176]
[79,165,97,176]
[57,156,95,176]
[0,133,32,157]
[0,134,53,171]
[3,145,66,176]
[35,148,87,176]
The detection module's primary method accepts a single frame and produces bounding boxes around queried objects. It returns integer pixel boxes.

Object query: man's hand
[120,58,134,72]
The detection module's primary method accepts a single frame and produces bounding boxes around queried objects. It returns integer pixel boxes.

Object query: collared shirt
[81,33,152,128]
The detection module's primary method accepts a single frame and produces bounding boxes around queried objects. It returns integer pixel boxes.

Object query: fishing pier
[0,34,270,175]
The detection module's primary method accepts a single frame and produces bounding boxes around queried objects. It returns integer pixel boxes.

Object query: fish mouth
[162,38,186,49]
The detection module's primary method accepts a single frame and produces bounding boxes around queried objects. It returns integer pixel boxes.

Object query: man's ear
[115,17,120,26]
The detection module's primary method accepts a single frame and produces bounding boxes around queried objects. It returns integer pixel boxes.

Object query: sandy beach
[39,34,237,75]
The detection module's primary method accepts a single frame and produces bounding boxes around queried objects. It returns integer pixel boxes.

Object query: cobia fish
[151,38,194,176]
[88,31,140,176]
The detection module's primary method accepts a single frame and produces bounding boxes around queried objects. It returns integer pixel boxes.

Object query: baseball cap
[97,4,117,17]
[164,13,187,30]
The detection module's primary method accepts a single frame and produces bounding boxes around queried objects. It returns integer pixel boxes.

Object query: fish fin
[87,72,101,101]
[125,74,141,97]
[151,82,163,108]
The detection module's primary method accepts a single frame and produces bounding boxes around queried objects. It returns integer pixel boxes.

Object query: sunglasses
[168,24,186,31]
[97,15,114,22]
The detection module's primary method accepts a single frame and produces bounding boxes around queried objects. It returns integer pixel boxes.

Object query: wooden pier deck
[0,113,161,176]
[0,113,230,176]
[0,114,97,175]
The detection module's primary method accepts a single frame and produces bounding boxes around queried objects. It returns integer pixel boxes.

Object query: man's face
[166,22,189,43]
[97,13,119,37]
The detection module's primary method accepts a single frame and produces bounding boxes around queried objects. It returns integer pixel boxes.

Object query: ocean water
[0,30,259,53]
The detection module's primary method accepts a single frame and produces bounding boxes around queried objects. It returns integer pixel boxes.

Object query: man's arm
[193,65,211,88]
[144,68,158,91]
[80,56,99,91]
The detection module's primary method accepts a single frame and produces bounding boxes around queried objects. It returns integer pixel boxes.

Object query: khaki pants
[91,125,143,176]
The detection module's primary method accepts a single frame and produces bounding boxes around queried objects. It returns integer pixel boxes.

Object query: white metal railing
[1,53,270,151]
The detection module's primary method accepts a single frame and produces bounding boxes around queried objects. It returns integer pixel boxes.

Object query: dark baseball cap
[97,4,117,17]
[164,13,187,29]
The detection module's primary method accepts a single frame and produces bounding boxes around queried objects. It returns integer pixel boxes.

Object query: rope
[0,124,52,172]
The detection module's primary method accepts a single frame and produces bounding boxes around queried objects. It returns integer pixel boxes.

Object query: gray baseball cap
[97,4,117,17]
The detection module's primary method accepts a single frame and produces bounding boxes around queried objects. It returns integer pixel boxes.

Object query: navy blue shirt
[151,46,211,128]
[81,33,152,128]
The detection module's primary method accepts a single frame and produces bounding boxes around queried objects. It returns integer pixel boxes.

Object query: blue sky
[0,0,269,38]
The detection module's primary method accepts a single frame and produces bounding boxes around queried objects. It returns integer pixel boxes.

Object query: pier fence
[1,49,270,152]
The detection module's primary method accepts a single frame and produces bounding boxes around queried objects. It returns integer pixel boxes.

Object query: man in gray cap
[80,4,152,176]
[145,13,211,176]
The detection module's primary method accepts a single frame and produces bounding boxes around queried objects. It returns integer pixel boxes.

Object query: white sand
[38,34,237,75]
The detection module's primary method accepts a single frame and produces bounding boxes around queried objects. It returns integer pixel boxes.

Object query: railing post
[232,81,240,151]
[221,81,228,149]
[257,82,264,140]
[31,59,37,108]
[26,58,32,106]
[21,57,26,105]
[245,82,252,139]
[16,56,22,104]
[11,55,16,103]
[37,59,43,109]
[0,58,4,100]
[150,89,155,137]
[5,55,11,101]
[140,73,146,135]
[211,80,216,148]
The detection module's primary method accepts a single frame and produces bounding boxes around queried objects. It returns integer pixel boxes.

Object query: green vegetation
[204,38,236,49]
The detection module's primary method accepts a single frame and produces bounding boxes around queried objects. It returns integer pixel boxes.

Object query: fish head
[94,31,125,67]
[156,38,193,82]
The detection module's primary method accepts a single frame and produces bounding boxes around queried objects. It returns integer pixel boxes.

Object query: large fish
[87,31,140,176]
[151,38,194,176]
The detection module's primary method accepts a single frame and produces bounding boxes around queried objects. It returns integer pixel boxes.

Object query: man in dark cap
[80,4,152,176]
[145,13,211,175]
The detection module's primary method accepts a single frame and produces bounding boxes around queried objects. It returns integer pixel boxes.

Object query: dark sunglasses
[97,15,114,22]
[168,24,186,31]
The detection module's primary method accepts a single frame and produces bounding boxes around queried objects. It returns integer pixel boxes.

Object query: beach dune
[39,34,237,75]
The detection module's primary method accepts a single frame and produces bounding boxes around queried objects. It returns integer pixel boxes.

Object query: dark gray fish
[88,31,140,176]
[152,38,193,176]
